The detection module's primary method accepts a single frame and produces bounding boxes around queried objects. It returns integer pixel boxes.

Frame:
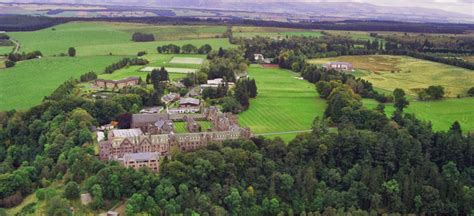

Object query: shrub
[468,87,474,97]
[5,60,15,68]
[68,47,76,57]
[64,181,80,200]
[132,32,155,42]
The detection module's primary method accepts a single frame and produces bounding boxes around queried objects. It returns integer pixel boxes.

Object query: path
[255,130,312,136]
[10,39,20,53]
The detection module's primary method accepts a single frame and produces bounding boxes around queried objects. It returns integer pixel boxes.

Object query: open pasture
[0,56,124,111]
[9,22,235,56]
[232,26,323,38]
[0,46,14,55]
[310,55,474,97]
[363,98,474,133]
[239,65,326,140]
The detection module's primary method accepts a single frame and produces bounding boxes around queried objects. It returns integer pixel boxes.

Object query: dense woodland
[0,71,472,215]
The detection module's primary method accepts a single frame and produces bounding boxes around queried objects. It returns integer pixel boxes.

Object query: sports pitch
[169,57,204,64]
[140,67,197,73]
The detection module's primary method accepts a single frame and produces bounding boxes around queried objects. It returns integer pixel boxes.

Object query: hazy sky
[232,0,474,15]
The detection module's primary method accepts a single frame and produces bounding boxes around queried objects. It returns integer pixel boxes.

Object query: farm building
[323,62,353,72]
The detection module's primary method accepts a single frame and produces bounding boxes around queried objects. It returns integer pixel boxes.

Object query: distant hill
[1,0,472,23]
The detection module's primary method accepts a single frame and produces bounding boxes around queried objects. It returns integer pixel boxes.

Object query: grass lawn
[309,55,474,97]
[98,66,187,82]
[239,65,326,140]
[0,56,124,111]
[363,98,474,133]
[9,22,234,56]
[174,121,212,133]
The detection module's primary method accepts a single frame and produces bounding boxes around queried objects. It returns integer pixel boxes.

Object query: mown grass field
[239,65,326,140]
[363,98,474,133]
[0,56,124,110]
[309,55,474,97]
[98,53,205,82]
[9,22,233,56]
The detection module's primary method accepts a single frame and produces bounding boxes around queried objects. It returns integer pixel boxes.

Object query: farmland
[0,22,231,110]
[8,22,233,56]
[363,98,474,133]
[0,56,124,110]
[239,65,326,140]
[232,26,324,38]
[309,55,474,97]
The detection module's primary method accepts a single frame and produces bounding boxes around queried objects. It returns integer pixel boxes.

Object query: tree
[419,85,445,100]
[68,47,76,57]
[468,87,474,97]
[126,193,145,215]
[64,181,80,200]
[132,32,155,42]
[45,196,71,216]
[181,44,198,54]
[90,184,104,210]
[234,83,249,109]
[393,88,409,111]
[221,97,242,114]
[5,60,15,68]
[198,44,212,54]
[224,188,241,215]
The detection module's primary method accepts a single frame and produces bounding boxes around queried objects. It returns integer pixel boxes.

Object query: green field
[310,55,474,97]
[364,98,474,133]
[174,121,212,133]
[239,65,326,140]
[0,56,124,110]
[1,22,233,111]
[98,53,206,82]
[0,46,14,55]
[233,26,323,38]
[9,22,234,56]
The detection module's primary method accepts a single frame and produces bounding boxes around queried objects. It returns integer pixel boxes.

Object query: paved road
[10,39,20,53]
[255,130,312,136]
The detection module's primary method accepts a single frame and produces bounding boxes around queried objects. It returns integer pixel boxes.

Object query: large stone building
[99,107,252,169]
[122,152,161,172]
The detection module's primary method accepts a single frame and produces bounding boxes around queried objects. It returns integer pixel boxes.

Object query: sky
[230,0,474,15]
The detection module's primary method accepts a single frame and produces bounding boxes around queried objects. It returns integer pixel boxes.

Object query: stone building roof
[123,152,159,162]
[180,97,201,106]
[111,128,143,137]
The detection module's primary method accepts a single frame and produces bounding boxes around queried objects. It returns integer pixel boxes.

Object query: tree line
[157,43,213,54]
[104,58,149,74]
[131,32,155,42]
